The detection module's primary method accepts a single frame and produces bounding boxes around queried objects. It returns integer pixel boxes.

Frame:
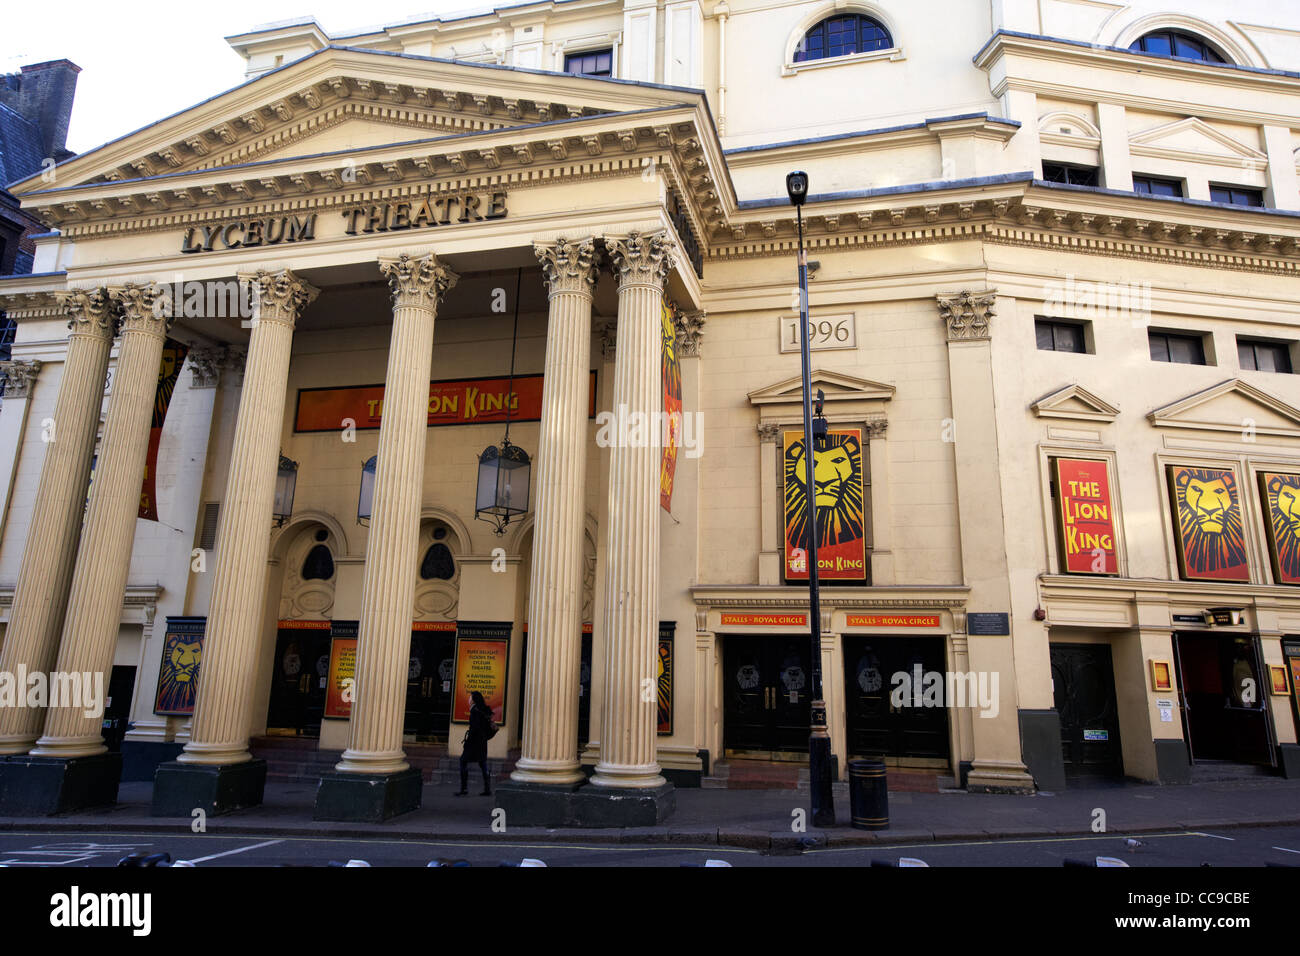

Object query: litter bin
[848,759,889,830]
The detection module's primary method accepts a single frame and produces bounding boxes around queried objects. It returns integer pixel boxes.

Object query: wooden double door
[723,635,812,757]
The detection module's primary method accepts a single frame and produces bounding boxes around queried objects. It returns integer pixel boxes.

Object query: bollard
[848,759,889,831]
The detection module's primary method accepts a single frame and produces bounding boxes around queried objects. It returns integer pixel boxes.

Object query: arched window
[301,530,335,581]
[1129,30,1226,64]
[794,14,892,63]
[420,528,456,581]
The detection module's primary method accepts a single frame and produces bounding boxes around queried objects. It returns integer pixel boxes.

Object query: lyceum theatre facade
[1,0,1299,824]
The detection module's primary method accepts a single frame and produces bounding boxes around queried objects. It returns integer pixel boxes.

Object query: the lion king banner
[1259,471,1300,585]
[660,295,682,513]
[153,616,204,716]
[783,427,868,582]
[139,338,189,521]
[1168,465,1249,582]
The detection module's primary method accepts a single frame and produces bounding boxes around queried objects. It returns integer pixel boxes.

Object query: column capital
[0,359,42,398]
[109,281,174,335]
[56,288,117,338]
[186,346,225,389]
[674,309,706,357]
[607,231,676,291]
[238,268,320,327]
[866,416,888,438]
[757,421,781,444]
[377,252,458,310]
[535,237,598,296]
[937,289,997,341]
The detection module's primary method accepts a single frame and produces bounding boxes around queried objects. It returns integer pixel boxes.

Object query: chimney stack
[0,59,81,162]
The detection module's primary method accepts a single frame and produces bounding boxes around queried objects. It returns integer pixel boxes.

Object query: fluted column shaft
[178,270,318,765]
[33,284,172,756]
[337,252,457,774]
[591,232,676,789]
[0,292,115,754]
[511,238,598,785]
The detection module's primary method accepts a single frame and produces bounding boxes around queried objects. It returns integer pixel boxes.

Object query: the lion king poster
[660,296,682,513]
[1259,471,1300,585]
[1168,465,1249,582]
[154,617,205,716]
[783,428,868,582]
[140,338,189,521]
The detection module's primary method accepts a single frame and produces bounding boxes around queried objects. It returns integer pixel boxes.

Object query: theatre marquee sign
[180,189,508,253]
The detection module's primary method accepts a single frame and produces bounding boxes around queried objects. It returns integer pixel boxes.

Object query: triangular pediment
[1031,383,1119,422]
[10,45,704,192]
[1147,379,1300,437]
[748,369,895,406]
[1129,117,1267,165]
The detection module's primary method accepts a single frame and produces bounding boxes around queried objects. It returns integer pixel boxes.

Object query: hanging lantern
[474,268,531,536]
[273,453,298,527]
[357,455,377,525]
[475,438,531,535]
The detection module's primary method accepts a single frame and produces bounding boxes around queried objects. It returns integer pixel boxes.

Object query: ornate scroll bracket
[937,290,997,341]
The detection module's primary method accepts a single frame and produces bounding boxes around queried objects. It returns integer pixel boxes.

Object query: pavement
[2,774,1299,850]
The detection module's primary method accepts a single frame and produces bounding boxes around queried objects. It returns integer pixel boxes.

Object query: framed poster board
[1167,465,1249,582]
[657,621,674,736]
[323,620,358,719]
[782,427,868,583]
[1258,472,1300,585]
[1053,457,1119,574]
[153,617,205,717]
[451,621,511,724]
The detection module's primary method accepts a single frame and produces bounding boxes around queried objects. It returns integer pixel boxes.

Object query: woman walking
[456,690,495,796]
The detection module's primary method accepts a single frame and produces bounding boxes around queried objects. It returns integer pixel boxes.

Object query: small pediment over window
[748,369,895,408]
[1147,378,1300,438]
[1031,384,1119,423]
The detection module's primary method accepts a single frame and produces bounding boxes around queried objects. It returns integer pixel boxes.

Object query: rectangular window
[1210,185,1265,207]
[564,49,613,77]
[1036,318,1088,353]
[1149,330,1207,365]
[1042,162,1100,187]
[1238,337,1293,373]
[1133,175,1184,198]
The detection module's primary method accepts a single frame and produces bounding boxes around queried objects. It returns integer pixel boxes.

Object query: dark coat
[463,702,493,762]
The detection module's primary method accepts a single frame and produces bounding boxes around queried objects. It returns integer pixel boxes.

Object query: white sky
[3,0,493,155]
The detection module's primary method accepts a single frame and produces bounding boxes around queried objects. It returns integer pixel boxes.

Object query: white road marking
[186,839,284,864]
[1196,832,1236,841]
[1272,845,1300,854]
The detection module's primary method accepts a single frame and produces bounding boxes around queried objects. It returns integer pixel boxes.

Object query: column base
[494,779,675,828]
[0,752,122,815]
[314,767,422,823]
[152,759,267,817]
[121,740,186,782]
[1017,709,1067,791]
[965,759,1036,794]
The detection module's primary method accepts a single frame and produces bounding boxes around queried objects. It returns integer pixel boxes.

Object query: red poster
[660,296,682,512]
[451,639,508,723]
[323,637,357,719]
[1055,458,1118,574]
[294,370,597,433]
[1259,472,1300,585]
[139,339,188,520]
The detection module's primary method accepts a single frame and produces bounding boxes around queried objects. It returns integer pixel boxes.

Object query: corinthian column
[590,231,675,795]
[509,238,598,786]
[172,270,318,770]
[0,291,115,755]
[32,282,172,763]
[324,253,455,811]
[150,271,316,817]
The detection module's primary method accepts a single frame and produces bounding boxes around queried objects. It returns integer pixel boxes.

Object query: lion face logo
[1171,466,1247,578]
[156,631,203,715]
[784,432,864,549]
[1264,473,1300,582]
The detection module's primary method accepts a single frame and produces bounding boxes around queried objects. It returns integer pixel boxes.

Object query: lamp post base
[809,734,835,827]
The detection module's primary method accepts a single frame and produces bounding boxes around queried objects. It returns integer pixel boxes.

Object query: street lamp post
[787,170,835,827]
